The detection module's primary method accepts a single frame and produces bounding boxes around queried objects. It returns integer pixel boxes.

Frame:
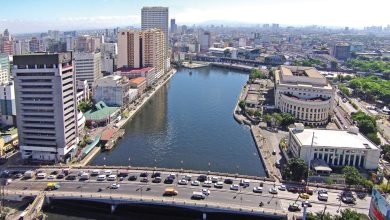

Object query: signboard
[369,188,390,220]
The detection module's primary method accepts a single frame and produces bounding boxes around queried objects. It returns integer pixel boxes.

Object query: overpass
[2,166,370,219]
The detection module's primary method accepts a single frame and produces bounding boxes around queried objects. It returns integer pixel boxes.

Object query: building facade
[13,52,79,162]
[141,6,168,56]
[0,53,10,83]
[288,124,380,170]
[74,52,102,87]
[332,43,351,60]
[94,75,130,107]
[0,81,16,126]
[117,30,141,69]
[142,29,165,79]
[274,65,335,126]
[199,31,211,52]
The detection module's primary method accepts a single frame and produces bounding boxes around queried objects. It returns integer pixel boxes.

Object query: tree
[338,84,351,96]
[382,144,390,162]
[238,100,246,110]
[254,110,262,118]
[249,69,264,79]
[263,114,273,124]
[78,101,93,113]
[336,208,363,220]
[343,166,361,187]
[282,158,308,181]
[272,112,282,127]
[280,112,295,127]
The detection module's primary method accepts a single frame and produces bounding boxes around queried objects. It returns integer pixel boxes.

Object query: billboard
[369,188,390,220]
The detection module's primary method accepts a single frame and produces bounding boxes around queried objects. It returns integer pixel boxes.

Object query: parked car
[152,177,162,183]
[214,181,223,189]
[201,188,210,196]
[318,193,329,201]
[299,193,310,199]
[230,184,239,191]
[191,181,200,186]
[197,175,207,182]
[151,172,161,178]
[192,191,206,200]
[288,203,301,212]
[253,186,263,193]
[164,177,174,184]
[140,172,148,178]
[128,175,137,181]
[178,179,188,185]
[279,185,286,191]
[224,179,233,184]
[302,200,312,207]
[269,187,278,194]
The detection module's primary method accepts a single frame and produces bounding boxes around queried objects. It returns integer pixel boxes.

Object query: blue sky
[1,0,389,33]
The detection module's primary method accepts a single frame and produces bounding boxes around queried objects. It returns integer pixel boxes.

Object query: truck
[46,182,60,191]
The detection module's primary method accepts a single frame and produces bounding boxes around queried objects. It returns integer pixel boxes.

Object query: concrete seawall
[250,128,273,181]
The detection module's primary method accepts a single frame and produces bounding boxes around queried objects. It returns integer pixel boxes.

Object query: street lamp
[128,157,131,169]
[180,160,184,173]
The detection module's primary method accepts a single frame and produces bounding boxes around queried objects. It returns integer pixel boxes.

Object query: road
[3,169,370,216]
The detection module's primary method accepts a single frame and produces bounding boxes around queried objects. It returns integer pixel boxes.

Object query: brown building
[129,77,147,96]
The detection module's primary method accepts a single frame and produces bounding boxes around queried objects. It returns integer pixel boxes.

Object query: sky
[1,0,389,34]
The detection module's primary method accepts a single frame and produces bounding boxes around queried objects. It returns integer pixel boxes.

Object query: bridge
[1,166,370,219]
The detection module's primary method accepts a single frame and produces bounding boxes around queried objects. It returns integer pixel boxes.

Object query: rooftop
[280,65,323,79]
[290,127,379,150]
[129,77,146,85]
[84,101,119,121]
[117,67,154,73]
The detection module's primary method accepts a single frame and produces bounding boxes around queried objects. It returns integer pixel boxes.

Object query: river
[90,67,265,176]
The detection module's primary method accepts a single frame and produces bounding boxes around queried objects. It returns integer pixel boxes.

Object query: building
[117,67,156,85]
[0,53,10,83]
[274,65,335,126]
[369,188,390,220]
[288,124,380,170]
[118,29,164,80]
[170,18,177,33]
[100,43,117,75]
[0,81,16,126]
[74,52,102,87]
[0,128,18,161]
[84,101,120,127]
[94,75,130,107]
[76,80,90,105]
[129,77,147,96]
[141,6,169,57]
[199,31,211,52]
[29,37,41,53]
[142,29,165,79]
[13,52,79,163]
[332,43,350,60]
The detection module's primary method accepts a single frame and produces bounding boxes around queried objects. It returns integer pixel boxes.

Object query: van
[91,170,100,176]
[192,191,205,200]
[36,173,47,179]
[97,175,106,181]
[107,175,116,181]
[80,173,90,180]
[163,188,178,196]
[24,170,35,179]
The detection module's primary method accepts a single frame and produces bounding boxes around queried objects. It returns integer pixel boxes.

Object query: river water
[90,67,265,176]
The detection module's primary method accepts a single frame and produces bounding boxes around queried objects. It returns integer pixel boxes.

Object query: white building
[76,80,90,105]
[274,65,335,126]
[288,124,380,170]
[0,53,10,83]
[94,75,130,107]
[13,53,79,162]
[0,81,16,126]
[74,52,102,87]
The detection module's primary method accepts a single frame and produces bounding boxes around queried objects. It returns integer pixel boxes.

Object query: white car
[240,179,250,186]
[210,176,219,183]
[111,183,120,189]
[318,193,329,201]
[230,184,239,191]
[97,175,106,181]
[104,170,112,176]
[279,184,286,191]
[202,188,210,196]
[214,181,223,188]
[269,187,278,194]
[178,179,188,185]
[184,175,192,181]
[202,180,212,187]
[253,186,263,193]
[107,175,116,181]
[191,181,200,186]
[47,175,56,180]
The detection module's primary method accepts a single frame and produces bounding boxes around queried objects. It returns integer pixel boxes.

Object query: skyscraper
[74,52,102,87]
[13,52,79,162]
[142,29,165,79]
[170,18,177,33]
[117,30,141,69]
[141,7,168,57]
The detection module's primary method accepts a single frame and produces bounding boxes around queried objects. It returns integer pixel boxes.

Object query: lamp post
[208,162,211,174]
[128,157,131,169]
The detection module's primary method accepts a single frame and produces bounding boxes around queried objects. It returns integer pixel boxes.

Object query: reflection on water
[91,67,265,176]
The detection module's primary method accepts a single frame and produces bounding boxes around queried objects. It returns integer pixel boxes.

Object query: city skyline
[1,0,390,34]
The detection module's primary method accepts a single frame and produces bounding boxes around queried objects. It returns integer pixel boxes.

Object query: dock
[102,128,125,151]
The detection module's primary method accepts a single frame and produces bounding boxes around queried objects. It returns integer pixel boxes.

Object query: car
[202,181,212,187]
[57,173,65,179]
[269,187,278,194]
[163,188,178,196]
[50,170,59,175]
[288,203,301,212]
[107,175,117,181]
[91,170,101,176]
[151,172,161,178]
[15,173,23,179]
[168,173,176,179]
[299,193,310,199]
[140,172,148,178]
[341,191,355,204]
[214,181,223,188]
[318,189,328,195]
[287,186,298,193]
[178,179,188,185]
[191,181,200,186]
[318,193,329,201]
[104,170,113,176]
[240,179,250,187]
[128,175,137,181]
[210,176,219,183]
[224,179,233,184]
[192,191,206,200]
[305,187,314,195]
[164,177,174,184]
[152,177,162,183]
[272,150,276,155]
[97,175,106,181]
[275,161,281,168]
[197,175,207,182]
[201,188,210,196]
[279,185,286,191]
[230,184,239,191]
[253,186,263,193]
[47,175,56,180]
[111,183,120,189]
[184,175,192,181]
[302,200,312,207]
[140,177,149,183]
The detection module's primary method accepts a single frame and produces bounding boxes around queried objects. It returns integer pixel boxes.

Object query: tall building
[74,52,102,87]
[13,52,79,162]
[199,31,211,52]
[170,18,177,33]
[0,81,16,126]
[0,53,10,83]
[29,37,41,53]
[332,43,350,60]
[118,29,164,79]
[274,65,335,126]
[141,6,169,57]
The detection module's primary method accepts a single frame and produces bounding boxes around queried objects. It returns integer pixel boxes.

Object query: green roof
[84,101,119,121]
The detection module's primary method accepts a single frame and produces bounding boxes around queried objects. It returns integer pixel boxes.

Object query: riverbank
[181,61,209,69]
[76,69,177,167]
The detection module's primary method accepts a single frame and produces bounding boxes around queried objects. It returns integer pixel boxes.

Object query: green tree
[382,144,390,162]
[78,101,93,113]
[343,166,361,186]
[249,69,264,79]
[282,158,308,181]
[280,112,295,127]
[254,110,262,118]
[336,208,364,220]
[263,114,273,124]
[272,112,282,127]
[238,100,246,109]
[338,84,351,96]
